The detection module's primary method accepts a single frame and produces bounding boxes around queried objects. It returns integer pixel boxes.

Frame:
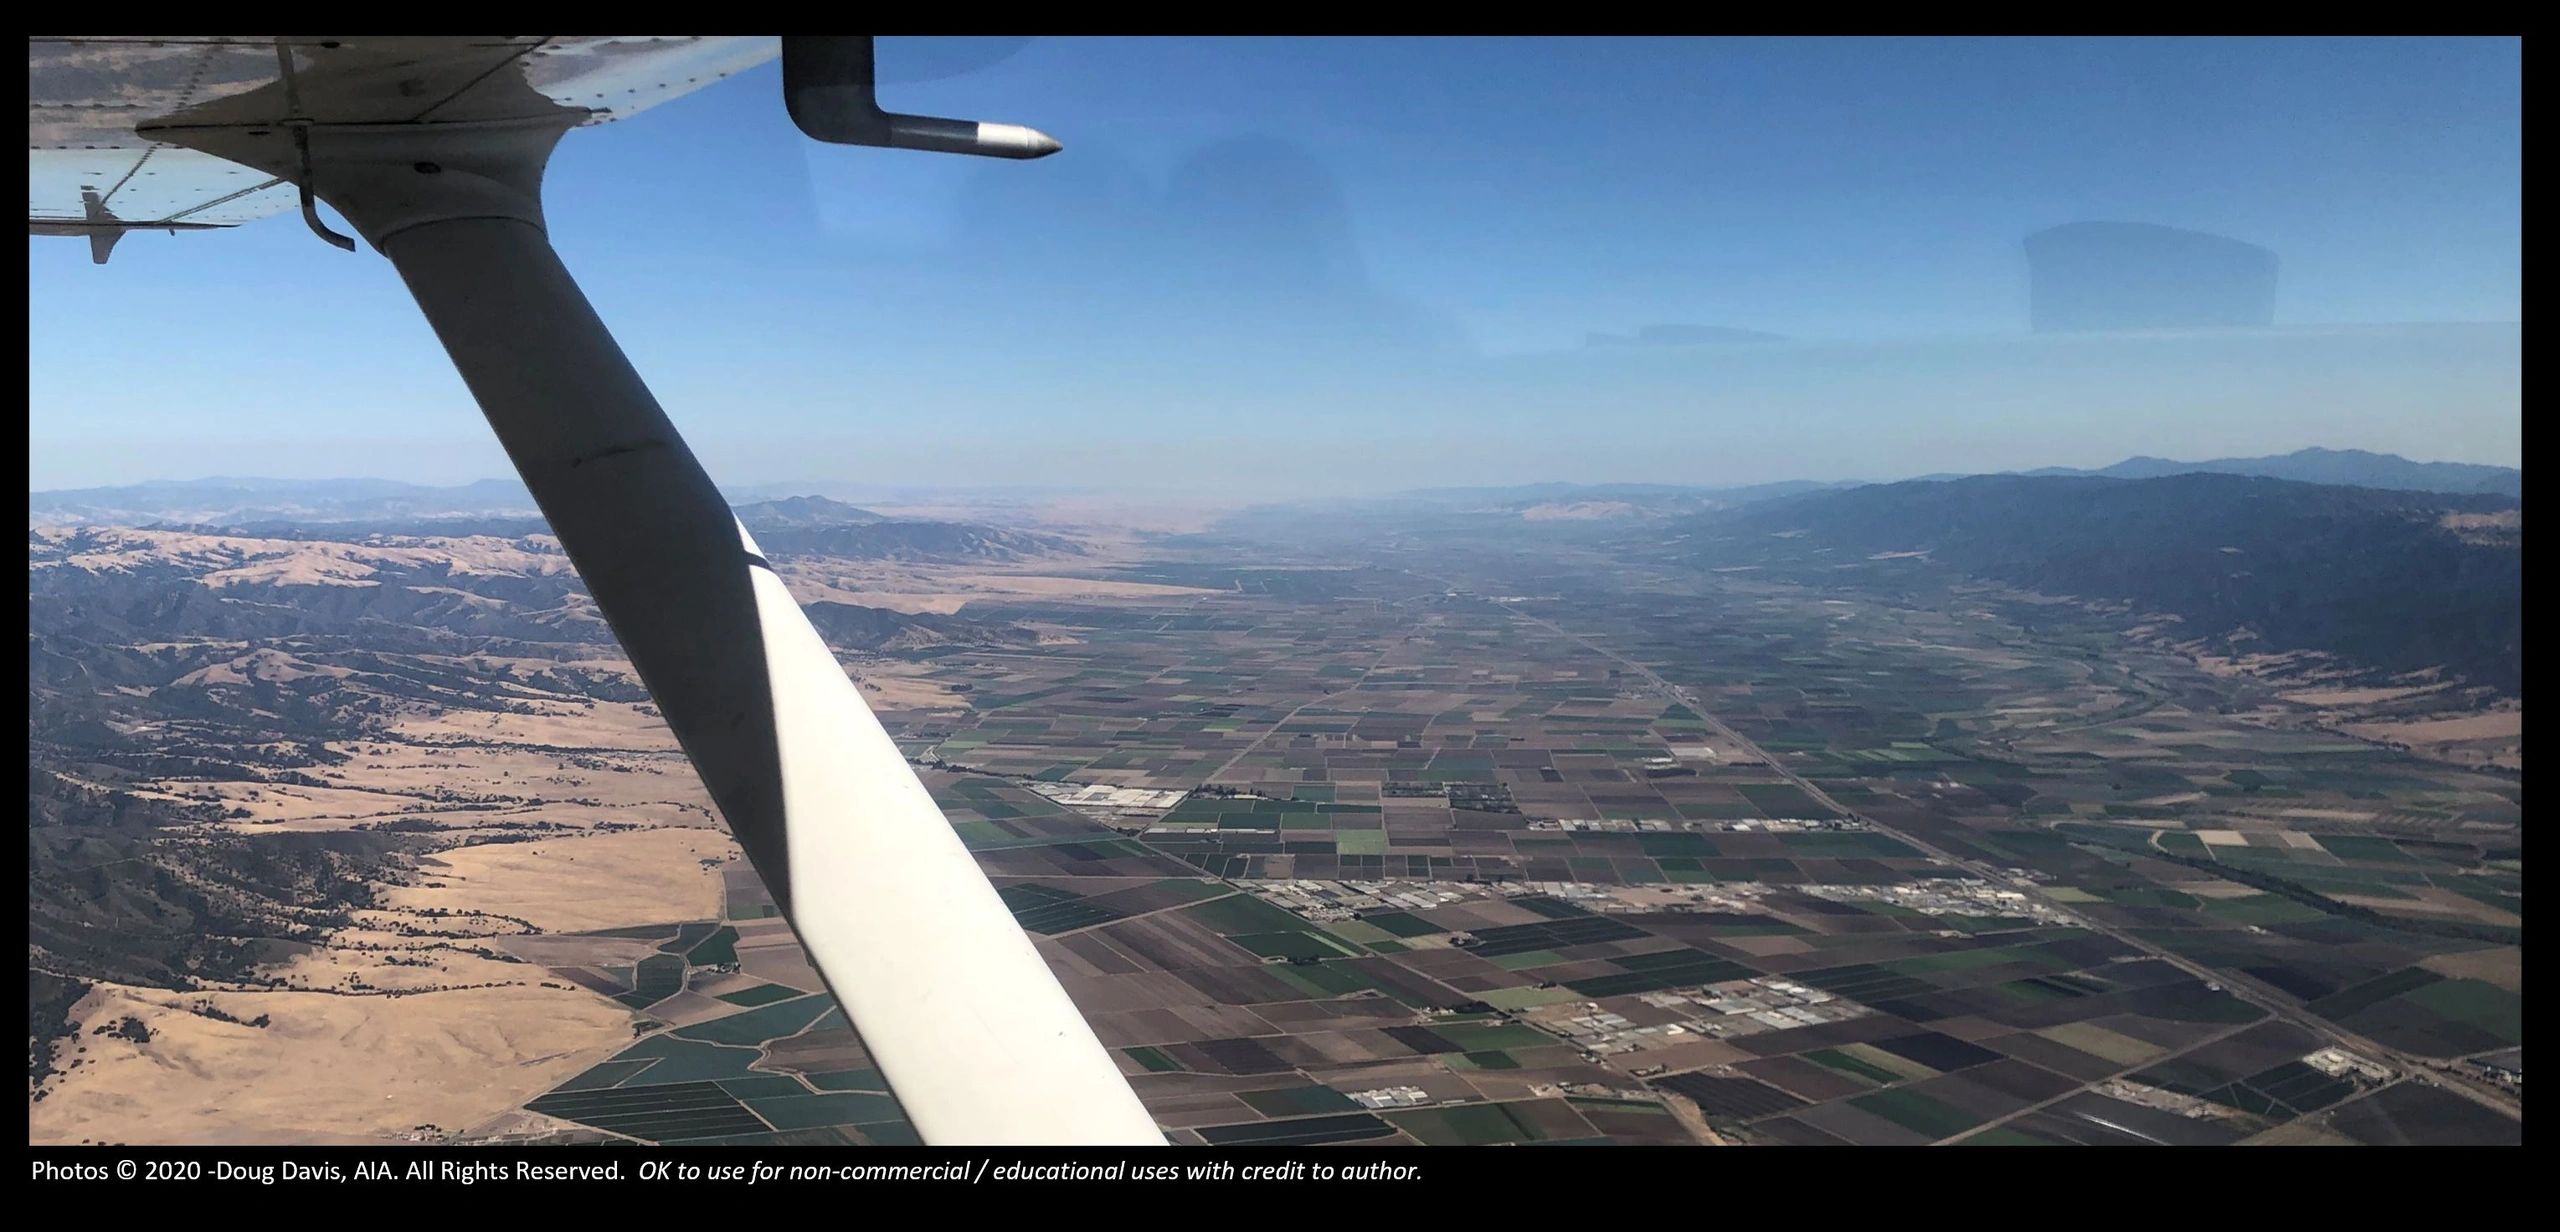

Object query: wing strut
[145,99,1162,1145]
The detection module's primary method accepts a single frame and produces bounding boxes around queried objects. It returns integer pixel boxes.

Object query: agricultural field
[30,509,2519,1145]
[810,522,2516,1145]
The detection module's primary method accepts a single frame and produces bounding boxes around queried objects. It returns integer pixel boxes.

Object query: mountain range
[1928,447,2522,499]
[30,483,1079,566]
[1337,448,2520,528]
[1700,472,2522,696]
[737,498,1079,563]
[26,478,1096,528]
[32,448,2517,531]
[28,477,542,527]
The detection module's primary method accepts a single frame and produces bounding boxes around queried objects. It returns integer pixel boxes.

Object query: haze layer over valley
[28,455,2521,1146]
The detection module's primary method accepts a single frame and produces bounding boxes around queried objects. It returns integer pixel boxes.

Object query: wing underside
[28,36,777,257]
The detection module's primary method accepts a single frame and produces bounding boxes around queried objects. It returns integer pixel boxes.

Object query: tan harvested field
[640,990,751,1028]
[491,934,668,968]
[849,661,972,711]
[2419,946,2523,991]
[384,827,731,933]
[2343,710,2523,769]
[2281,684,2454,707]
[2331,894,2509,930]
[2034,1021,2169,1067]
[2335,887,2523,928]
[389,700,686,752]
[31,982,629,1146]
[1058,971,1218,1014]
[218,803,706,834]
[198,733,712,833]
[331,743,702,806]
[770,553,1219,615]
[736,926,826,991]
[757,1024,873,1076]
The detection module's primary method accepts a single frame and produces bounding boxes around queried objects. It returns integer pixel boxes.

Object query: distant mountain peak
[732,495,887,528]
[2078,449,2520,497]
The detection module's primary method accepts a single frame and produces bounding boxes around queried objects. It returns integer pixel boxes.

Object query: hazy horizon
[25,436,2525,508]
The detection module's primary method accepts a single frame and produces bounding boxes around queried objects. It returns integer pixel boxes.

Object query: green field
[1384,1101,1555,1146]
[1852,1087,1987,1139]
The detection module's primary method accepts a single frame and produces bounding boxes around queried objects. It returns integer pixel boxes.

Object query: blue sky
[28,36,2522,493]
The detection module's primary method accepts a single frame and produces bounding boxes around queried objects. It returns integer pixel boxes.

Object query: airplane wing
[29,35,1167,1146]
[30,37,777,260]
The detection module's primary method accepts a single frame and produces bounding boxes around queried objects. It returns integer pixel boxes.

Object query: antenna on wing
[781,36,1060,159]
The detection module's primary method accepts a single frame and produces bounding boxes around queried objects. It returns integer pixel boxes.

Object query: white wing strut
[139,54,1161,1145]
